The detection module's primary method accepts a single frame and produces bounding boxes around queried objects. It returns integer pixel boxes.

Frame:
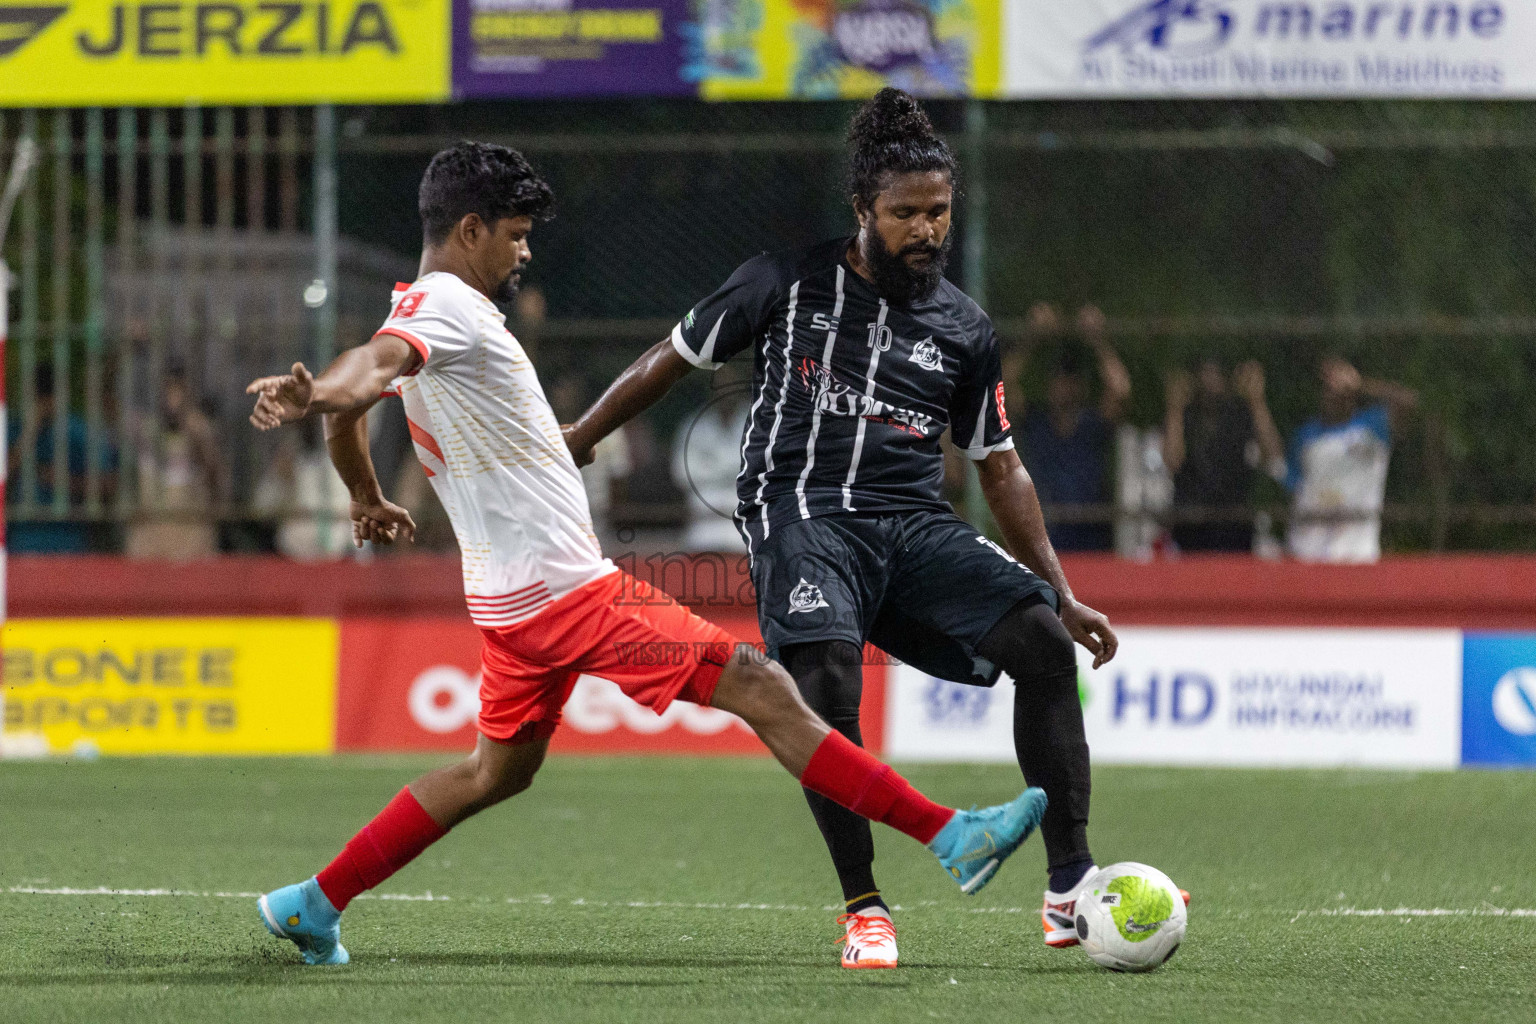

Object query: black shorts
[751,509,1056,682]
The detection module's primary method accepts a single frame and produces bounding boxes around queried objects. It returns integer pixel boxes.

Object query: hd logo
[0,0,450,104]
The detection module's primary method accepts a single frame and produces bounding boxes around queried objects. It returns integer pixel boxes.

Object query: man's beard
[862,230,952,305]
[495,267,524,303]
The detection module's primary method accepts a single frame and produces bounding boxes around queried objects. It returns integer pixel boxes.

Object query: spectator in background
[6,364,118,552]
[126,363,226,559]
[1286,356,1419,564]
[252,417,353,559]
[1163,358,1285,552]
[1014,303,1131,552]
[672,367,751,553]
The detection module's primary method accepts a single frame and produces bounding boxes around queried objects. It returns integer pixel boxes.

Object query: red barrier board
[336,610,887,755]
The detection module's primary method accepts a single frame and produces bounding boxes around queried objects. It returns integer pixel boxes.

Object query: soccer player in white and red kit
[245,143,1047,966]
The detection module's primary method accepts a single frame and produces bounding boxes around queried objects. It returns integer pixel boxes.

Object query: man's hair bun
[846,88,957,209]
[848,87,938,150]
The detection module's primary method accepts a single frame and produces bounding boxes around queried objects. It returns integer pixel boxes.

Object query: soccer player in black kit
[567,89,1132,968]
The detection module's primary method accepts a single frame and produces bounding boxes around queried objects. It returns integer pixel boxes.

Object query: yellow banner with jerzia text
[0,0,450,106]
[2,618,338,755]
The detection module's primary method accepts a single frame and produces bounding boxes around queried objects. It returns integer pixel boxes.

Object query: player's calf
[710,645,1046,893]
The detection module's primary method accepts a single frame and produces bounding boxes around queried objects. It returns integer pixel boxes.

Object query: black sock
[1048,858,1094,895]
[845,890,887,915]
[783,641,885,913]
[978,598,1095,871]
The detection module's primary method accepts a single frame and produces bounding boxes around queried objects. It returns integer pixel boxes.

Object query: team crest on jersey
[787,578,830,615]
[909,337,943,373]
[393,291,426,319]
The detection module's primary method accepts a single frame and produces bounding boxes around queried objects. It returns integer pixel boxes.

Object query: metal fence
[4,99,1536,555]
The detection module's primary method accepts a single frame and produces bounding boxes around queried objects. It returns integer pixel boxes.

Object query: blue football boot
[258,877,349,965]
[928,787,1048,895]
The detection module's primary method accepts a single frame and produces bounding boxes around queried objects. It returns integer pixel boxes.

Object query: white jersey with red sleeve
[375,271,614,627]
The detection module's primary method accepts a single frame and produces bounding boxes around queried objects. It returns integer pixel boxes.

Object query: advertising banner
[1002,0,1536,98]
[1460,632,1536,766]
[1,618,338,755]
[886,627,1463,768]
[452,0,693,97]
[698,0,1000,100]
[0,0,451,106]
[336,613,876,755]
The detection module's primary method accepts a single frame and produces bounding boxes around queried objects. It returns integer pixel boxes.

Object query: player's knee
[782,640,864,723]
[988,600,1076,685]
[722,651,810,728]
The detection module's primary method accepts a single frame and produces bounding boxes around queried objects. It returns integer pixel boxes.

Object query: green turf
[2,756,1533,1023]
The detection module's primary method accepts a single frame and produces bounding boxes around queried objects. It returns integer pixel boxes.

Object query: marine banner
[452,0,693,97]
[1002,0,1536,98]
[1,618,338,755]
[0,0,451,106]
[697,0,1000,100]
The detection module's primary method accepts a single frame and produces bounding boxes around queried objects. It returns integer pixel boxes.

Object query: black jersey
[671,237,1014,553]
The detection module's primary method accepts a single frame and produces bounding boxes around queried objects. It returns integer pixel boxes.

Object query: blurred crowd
[998,302,1419,564]
[9,294,1419,564]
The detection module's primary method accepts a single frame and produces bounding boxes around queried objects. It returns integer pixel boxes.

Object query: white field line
[9,887,1536,923]
[1291,906,1536,923]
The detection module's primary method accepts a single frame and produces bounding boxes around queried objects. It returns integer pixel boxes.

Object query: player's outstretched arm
[247,334,420,430]
[563,338,693,467]
[976,448,1118,668]
[325,401,416,547]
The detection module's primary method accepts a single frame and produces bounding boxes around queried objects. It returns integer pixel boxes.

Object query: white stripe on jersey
[795,265,845,519]
[753,279,801,542]
[841,298,888,511]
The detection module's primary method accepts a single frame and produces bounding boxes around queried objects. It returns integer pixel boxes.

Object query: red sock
[315,787,448,911]
[799,732,955,845]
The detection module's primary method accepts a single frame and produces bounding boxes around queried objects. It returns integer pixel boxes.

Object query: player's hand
[1061,598,1118,669]
[562,424,595,468]
[350,495,416,548]
[247,362,315,430]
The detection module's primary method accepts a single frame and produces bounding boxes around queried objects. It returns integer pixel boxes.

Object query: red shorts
[477,570,737,743]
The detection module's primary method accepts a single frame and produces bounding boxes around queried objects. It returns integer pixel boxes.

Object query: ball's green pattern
[1109,874,1174,943]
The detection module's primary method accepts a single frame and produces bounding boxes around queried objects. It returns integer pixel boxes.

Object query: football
[1075,862,1187,972]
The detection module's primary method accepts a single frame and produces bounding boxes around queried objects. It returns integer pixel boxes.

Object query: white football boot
[838,906,898,969]
[1041,865,1099,948]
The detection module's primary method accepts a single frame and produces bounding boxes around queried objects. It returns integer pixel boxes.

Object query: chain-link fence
[4,99,1535,556]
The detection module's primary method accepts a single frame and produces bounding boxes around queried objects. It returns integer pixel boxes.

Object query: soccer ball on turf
[1075,862,1186,973]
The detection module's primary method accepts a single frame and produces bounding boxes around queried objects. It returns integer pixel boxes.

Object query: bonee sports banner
[2,618,338,755]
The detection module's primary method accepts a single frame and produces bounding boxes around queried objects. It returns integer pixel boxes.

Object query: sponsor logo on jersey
[796,355,934,437]
[393,291,426,318]
[908,336,942,372]
[787,578,830,615]
[995,381,1011,431]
